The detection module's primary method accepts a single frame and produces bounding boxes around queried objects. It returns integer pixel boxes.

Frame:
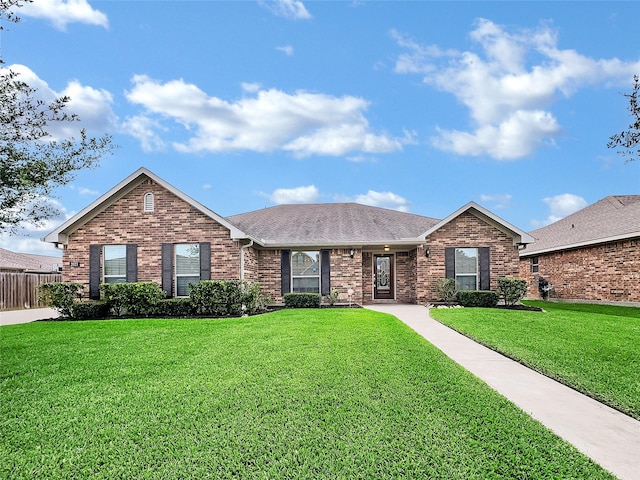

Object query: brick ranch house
[44,168,534,305]
[518,195,640,305]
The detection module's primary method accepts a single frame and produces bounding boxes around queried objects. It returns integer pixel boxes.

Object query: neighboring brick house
[519,195,640,305]
[44,168,534,304]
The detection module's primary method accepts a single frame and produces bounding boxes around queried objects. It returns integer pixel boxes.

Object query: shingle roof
[520,195,640,256]
[227,203,440,246]
[0,248,62,273]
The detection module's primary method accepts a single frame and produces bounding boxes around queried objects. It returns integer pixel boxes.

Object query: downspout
[240,240,254,280]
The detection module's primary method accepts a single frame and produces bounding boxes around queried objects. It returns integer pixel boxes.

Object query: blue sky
[2,0,639,256]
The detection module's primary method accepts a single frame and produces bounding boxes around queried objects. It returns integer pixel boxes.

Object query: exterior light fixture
[425,248,430,258]
[349,249,355,258]
[384,245,390,252]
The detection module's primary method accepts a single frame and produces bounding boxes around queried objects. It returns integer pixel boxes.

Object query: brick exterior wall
[62,178,240,297]
[396,251,416,303]
[255,249,282,303]
[59,177,526,306]
[416,211,521,304]
[519,238,640,303]
[329,249,364,304]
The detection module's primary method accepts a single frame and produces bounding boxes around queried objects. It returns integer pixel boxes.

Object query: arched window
[143,192,154,212]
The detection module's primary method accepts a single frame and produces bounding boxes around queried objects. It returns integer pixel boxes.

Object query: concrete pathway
[367,304,640,480]
[0,307,59,326]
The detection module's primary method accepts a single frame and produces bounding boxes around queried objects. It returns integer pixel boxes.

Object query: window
[103,245,126,284]
[175,244,200,296]
[143,192,154,212]
[455,248,478,290]
[291,251,320,293]
[530,256,539,273]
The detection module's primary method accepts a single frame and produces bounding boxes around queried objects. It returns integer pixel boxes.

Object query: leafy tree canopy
[0,0,113,234]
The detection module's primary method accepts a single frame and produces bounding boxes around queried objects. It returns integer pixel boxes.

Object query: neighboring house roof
[227,203,441,247]
[520,195,640,256]
[0,247,62,273]
[43,167,247,246]
[420,202,535,246]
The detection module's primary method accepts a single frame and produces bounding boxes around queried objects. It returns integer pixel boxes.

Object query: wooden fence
[0,272,62,310]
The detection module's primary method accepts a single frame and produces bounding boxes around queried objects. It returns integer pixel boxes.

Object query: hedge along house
[519,195,640,305]
[44,168,534,305]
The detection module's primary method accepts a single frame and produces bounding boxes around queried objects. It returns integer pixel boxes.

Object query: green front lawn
[430,301,640,420]
[1,310,612,479]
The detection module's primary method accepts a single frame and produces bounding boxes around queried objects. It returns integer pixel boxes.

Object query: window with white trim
[455,248,478,290]
[530,256,539,273]
[143,192,154,212]
[175,244,200,296]
[103,245,126,284]
[291,251,320,293]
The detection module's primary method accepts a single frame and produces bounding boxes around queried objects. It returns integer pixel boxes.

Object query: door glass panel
[376,256,390,291]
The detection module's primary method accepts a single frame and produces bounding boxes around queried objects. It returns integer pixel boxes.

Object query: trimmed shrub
[284,293,321,308]
[151,298,193,317]
[38,282,83,318]
[497,277,528,306]
[189,280,255,316]
[71,301,111,320]
[100,282,166,316]
[434,278,457,304]
[242,282,272,315]
[456,290,499,308]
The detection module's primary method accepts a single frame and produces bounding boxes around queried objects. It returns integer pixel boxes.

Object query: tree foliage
[607,75,639,162]
[0,0,113,233]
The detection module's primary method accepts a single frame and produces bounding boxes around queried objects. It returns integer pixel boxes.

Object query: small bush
[100,282,166,316]
[456,290,499,308]
[497,277,528,306]
[284,293,321,308]
[38,283,83,318]
[434,278,457,304]
[324,288,340,306]
[71,301,111,320]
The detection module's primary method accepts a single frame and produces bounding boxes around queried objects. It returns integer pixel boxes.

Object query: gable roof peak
[43,167,247,246]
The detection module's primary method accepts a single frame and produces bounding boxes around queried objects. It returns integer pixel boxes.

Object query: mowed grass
[430,301,640,420]
[1,310,613,479]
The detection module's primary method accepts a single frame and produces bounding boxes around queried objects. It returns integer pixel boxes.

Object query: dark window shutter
[445,247,455,279]
[281,250,291,295]
[161,243,173,297]
[126,244,138,283]
[199,242,211,281]
[479,247,490,291]
[320,249,331,296]
[89,244,101,300]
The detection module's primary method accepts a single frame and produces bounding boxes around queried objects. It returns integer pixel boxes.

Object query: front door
[374,254,395,300]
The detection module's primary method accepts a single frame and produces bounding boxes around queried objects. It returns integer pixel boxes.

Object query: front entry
[374,254,395,300]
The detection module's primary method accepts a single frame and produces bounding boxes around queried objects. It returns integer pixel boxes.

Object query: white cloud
[260,0,312,20]
[394,19,640,160]
[20,0,109,30]
[241,82,262,93]
[3,64,117,140]
[350,190,410,212]
[267,185,319,204]
[0,198,72,256]
[533,193,588,226]
[276,45,294,56]
[479,193,512,209]
[125,75,405,157]
[121,115,167,152]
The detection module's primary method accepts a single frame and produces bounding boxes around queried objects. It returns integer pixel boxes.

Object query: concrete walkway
[0,307,59,326]
[367,304,640,480]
